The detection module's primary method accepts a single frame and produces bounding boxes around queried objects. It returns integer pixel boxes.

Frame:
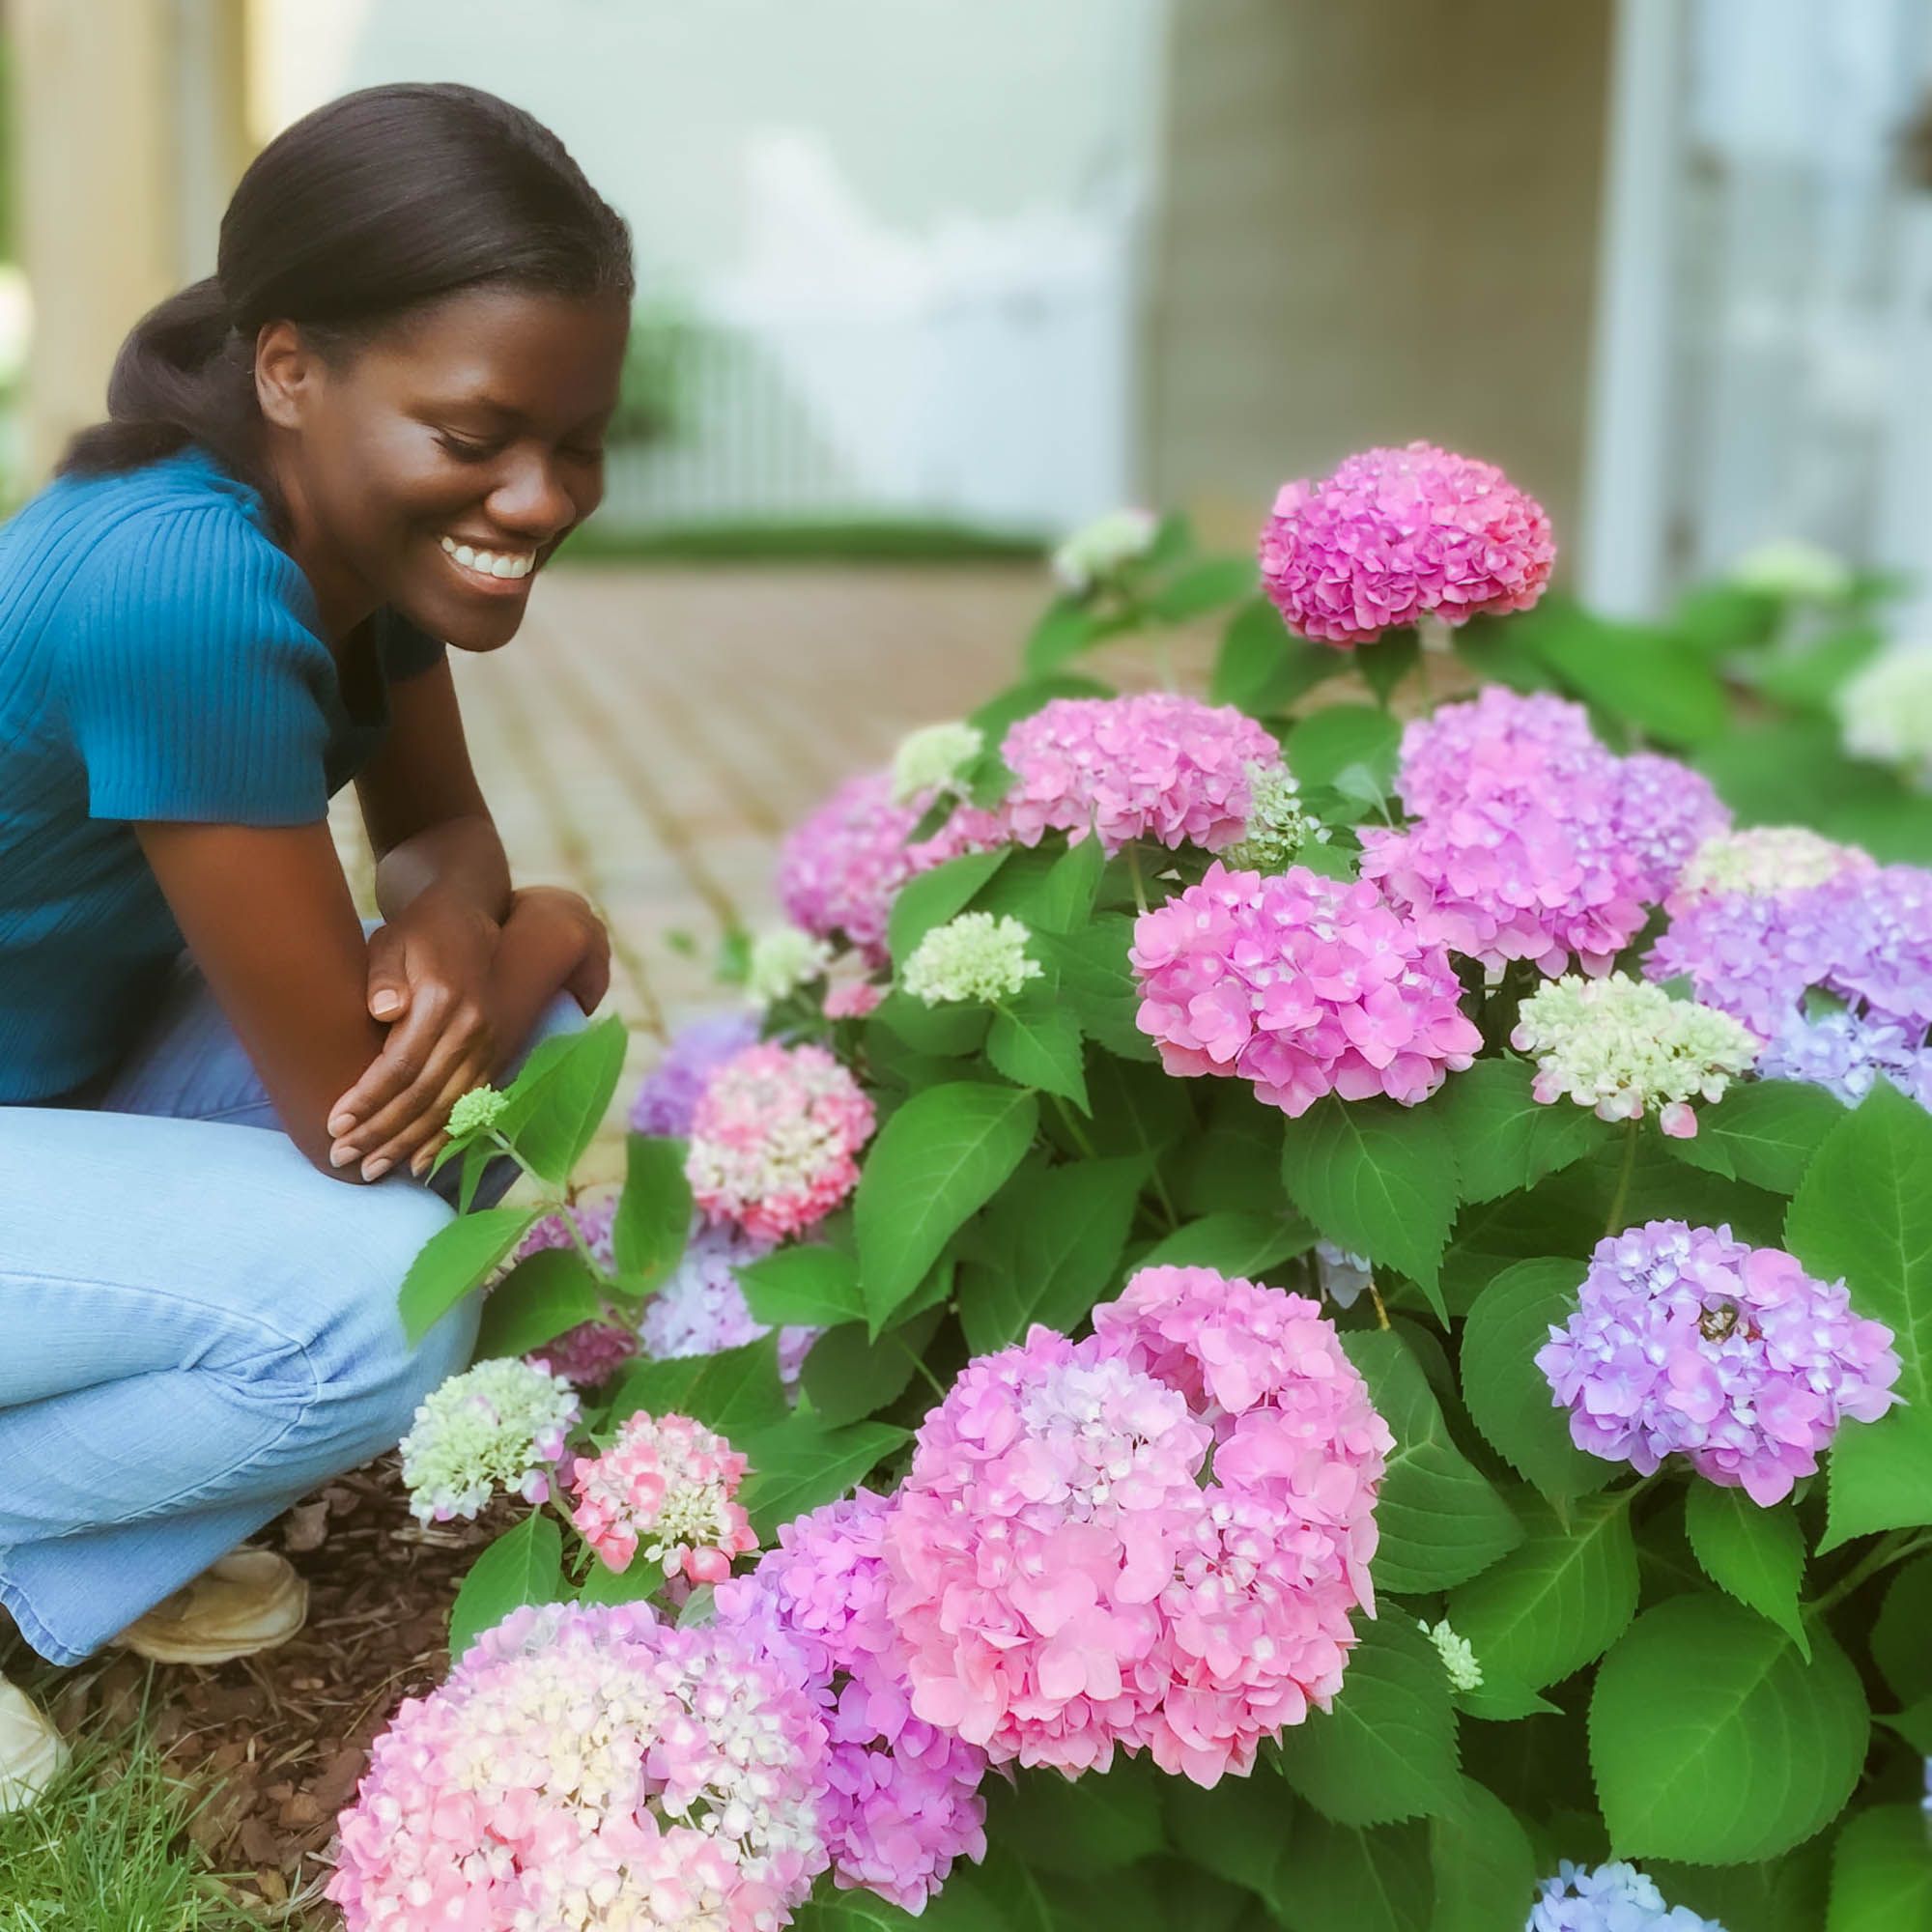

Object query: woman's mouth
[439,533,537,592]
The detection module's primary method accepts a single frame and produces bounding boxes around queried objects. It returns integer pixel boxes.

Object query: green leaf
[1785,1080,1932,1548]
[1461,1259,1614,1502]
[611,1134,693,1289]
[1518,600,1728,746]
[1272,1613,1462,1826]
[1343,1330,1522,1593]
[447,1510,563,1661]
[474,1248,605,1360]
[1356,626,1420,708]
[399,1205,540,1346]
[961,1156,1146,1352]
[1663,1079,1845,1195]
[888,848,1012,965]
[1211,597,1348,715]
[1032,916,1151,1061]
[1429,1776,1538,1932]
[1280,1096,1457,1316]
[1590,1594,1868,1863]
[1271,1815,1431,1932]
[735,1244,866,1328]
[737,1421,910,1540]
[855,1083,1039,1330]
[869,988,990,1058]
[1441,1059,1611,1203]
[1162,1770,1293,1901]
[1828,1806,1932,1932]
[1023,597,1102,675]
[799,1308,943,1428]
[1032,834,1106,933]
[1440,1165,1602,1317]
[496,1013,629,1184]
[1685,1485,1811,1658]
[1449,1492,1639,1690]
[604,1335,786,1439]
[575,1554,665,1607]
[1873,1555,1932,1705]
[988,998,1089,1108]
[1287,704,1401,792]
[987,1757,1167,1875]
[1135,1209,1314,1280]
[1147,554,1257,621]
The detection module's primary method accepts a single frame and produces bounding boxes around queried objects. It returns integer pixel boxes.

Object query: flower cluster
[1529,1861,1725,1931]
[1417,1619,1482,1693]
[444,1084,506,1139]
[1131,861,1482,1116]
[1840,643,1932,785]
[327,1602,831,1932]
[1221,761,1326,872]
[1510,973,1759,1138]
[777,772,923,966]
[890,720,984,807]
[630,1010,760,1138]
[1757,1008,1932,1110]
[398,1357,582,1524]
[1536,1221,1900,1505]
[902,912,1043,1007]
[745,924,834,1006]
[823,978,886,1021]
[639,1220,818,1387]
[1611,754,1731,904]
[1258,441,1554,646]
[1669,825,1872,911]
[1051,506,1158,594]
[717,1491,989,1911]
[1730,536,1850,603]
[569,1410,757,1585]
[686,1042,876,1242]
[1393,685,1605,819]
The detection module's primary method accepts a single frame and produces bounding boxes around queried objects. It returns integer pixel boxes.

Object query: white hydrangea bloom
[1418,1618,1483,1692]
[1051,507,1159,594]
[902,912,1044,1007]
[1223,761,1327,872]
[1675,826,1870,905]
[1840,645,1932,787]
[1730,537,1853,602]
[1511,973,1759,1140]
[890,720,984,808]
[744,924,834,1006]
[399,1357,581,1524]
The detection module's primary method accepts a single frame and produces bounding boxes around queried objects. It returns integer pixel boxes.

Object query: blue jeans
[0,934,584,1665]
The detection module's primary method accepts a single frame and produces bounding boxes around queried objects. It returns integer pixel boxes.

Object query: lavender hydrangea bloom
[1528,1861,1725,1930]
[1758,1009,1932,1111]
[639,1220,819,1386]
[1536,1220,1900,1506]
[629,1011,760,1137]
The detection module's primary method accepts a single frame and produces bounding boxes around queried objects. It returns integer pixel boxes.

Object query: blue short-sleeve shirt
[0,443,445,1101]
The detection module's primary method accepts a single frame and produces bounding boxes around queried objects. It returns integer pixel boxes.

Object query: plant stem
[492,1129,612,1288]
[1367,1280,1390,1331]
[897,1340,950,1402]
[1806,1528,1932,1618]
[1052,1094,1098,1160]
[1604,1120,1640,1236]
[1126,842,1150,915]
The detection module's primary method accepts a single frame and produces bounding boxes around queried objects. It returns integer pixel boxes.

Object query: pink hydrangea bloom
[629,1010,761,1138]
[824,979,886,1020]
[639,1220,818,1388]
[569,1410,757,1585]
[717,1492,989,1911]
[777,773,923,967]
[326,1601,830,1931]
[685,1042,875,1241]
[1130,860,1481,1116]
[1610,754,1732,903]
[1536,1220,1900,1506]
[1394,686,1605,820]
[1259,441,1555,646]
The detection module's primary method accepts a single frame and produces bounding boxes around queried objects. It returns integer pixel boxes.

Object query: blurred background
[4,0,1931,1128]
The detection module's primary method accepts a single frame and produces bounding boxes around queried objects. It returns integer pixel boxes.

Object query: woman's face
[260,285,630,652]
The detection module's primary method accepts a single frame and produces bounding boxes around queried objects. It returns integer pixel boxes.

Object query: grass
[0,1681,284,1932]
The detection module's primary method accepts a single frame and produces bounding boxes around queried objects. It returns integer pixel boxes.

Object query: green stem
[1806,1528,1932,1618]
[1604,1119,1640,1236]
[1126,842,1150,916]
[491,1128,611,1288]
[897,1339,950,1402]
[1052,1094,1099,1161]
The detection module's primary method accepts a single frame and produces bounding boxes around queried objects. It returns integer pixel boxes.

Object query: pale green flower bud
[902,912,1044,1007]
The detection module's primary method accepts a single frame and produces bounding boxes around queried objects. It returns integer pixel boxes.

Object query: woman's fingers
[330,1010,487,1174]
[354,1047,492,1182]
[327,986,453,1141]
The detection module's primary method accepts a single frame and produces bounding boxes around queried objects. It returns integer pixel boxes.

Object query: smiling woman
[0,83,632,1724]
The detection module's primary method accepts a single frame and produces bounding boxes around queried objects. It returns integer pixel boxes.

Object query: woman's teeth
[440,535,534,581]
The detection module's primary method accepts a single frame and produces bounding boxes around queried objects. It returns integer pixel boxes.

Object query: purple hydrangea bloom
[1536,1221,1900,1506]
[1528,1861,1725,1930]
[1757,1009,1932,1111]
[628,1010,760,1138]
[639,1219,819,1386]
[1610,754,1731,903]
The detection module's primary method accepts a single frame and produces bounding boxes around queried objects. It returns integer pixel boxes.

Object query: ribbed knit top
[0,444,444,1102]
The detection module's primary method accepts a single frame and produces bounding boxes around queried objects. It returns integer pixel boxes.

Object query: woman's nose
[486,454,580,540]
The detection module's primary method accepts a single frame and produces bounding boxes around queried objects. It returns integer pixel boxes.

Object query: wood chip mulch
[21,1455,516,1927]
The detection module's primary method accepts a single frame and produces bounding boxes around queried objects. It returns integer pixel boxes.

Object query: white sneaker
[112,1548,308,1666]
[0,1676,67,1813]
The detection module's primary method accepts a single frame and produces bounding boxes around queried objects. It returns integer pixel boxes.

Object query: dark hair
[59,82,634,525]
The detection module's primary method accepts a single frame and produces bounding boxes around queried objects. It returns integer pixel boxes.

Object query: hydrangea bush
[356,457,1932,1931]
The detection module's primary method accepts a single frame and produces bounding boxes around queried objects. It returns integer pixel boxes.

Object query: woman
[0,81,631,1804]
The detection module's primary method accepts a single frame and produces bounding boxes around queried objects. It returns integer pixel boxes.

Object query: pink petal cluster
[777,773,923,967]
[512,1198,639,1388]
[1393,685,1605,818]
[327,1601,830,1931]
[823,979,886,1020]
[1536,1220,1901,1506]
[569,1410,757,1585]
[1130,860,1482,1116]
[884,1273,1389,1786]
[1258,441,1555,646]
[685,1041,875,1242]
[716,1491,989,1912]
[630,1011,760,1137]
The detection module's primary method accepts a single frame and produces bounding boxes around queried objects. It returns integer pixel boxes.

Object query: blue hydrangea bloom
[1527,1861,1725,1931]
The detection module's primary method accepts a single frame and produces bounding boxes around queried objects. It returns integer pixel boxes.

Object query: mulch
[20,1455,513,1926]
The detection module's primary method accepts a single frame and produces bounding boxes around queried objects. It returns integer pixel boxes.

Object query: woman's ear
[252,319,314,432]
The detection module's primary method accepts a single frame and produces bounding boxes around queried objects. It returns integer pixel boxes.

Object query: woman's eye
[436,433,499,463]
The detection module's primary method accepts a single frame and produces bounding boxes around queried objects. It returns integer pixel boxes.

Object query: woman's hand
[513,885,613,1016]
[326,893,504,1181]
